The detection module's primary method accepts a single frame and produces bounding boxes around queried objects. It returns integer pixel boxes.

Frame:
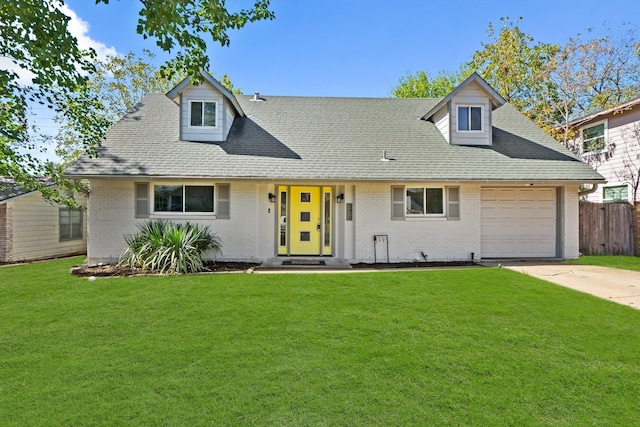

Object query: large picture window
[59,208,83,241]
[406,187,444,215]
[457,106,482,131]
[190,101,216,127]
[582,121,606,153]
[154,185,214,213]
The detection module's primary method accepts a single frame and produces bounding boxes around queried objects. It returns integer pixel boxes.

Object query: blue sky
[64,0,639,98]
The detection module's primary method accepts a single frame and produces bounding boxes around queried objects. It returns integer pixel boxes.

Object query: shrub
[119,220,222,274]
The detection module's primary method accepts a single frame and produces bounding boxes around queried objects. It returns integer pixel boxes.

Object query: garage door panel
[481,188,557,258]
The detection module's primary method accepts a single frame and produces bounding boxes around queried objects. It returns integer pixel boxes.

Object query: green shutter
[217,183,230,219]
[391,186,404,219]
[447,187,460,219]
[135,183,149,218]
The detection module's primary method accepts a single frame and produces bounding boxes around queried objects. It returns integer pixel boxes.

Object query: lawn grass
[2,257,640,425]
[566,255,640,271]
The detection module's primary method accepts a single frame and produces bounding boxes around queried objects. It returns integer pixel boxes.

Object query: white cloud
[59,4,119,61]
[1,4,119,86]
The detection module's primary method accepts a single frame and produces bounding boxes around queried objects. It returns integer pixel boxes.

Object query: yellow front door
[289,186,322,255]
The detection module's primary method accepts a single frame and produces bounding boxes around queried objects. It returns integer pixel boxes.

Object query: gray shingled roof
[0,177,54,202]
[65,92,604,182]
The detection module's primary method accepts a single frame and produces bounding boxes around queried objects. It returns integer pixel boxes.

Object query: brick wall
[87,179,265,264]
[354,183,482,262]
[0,204,10,262]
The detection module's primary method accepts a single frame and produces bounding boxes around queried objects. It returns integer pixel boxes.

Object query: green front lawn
[566,255,640,271]
[1,258,639,425]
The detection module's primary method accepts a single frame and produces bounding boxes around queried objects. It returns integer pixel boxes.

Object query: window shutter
[447,187,460,219]
[391,186,404,219]
[135,183,149,218]
[217,183,230,219]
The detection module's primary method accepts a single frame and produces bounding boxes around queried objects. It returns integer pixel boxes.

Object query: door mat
[282,260,326,266]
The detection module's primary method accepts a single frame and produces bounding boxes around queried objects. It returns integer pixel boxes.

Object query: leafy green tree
[392,68,472,98]
[469,17,561,126]
[1,0,274,202]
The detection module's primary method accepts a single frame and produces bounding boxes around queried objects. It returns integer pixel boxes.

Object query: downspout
[578,183,599,197]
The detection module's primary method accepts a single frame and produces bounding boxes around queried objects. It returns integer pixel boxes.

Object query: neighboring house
[0,178,87,263]
[66,72,603,264]
[567,96,640,203]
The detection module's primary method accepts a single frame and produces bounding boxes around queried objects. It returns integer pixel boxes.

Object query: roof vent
[381,149,392,161]
[251,92,265,102]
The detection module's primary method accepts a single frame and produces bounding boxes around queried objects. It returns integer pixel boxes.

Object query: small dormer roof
[422,72,506,121]
[166,71,245,117]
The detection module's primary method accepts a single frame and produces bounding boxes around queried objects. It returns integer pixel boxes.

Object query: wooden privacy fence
[579,201,634,255]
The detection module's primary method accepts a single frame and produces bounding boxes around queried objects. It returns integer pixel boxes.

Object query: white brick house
[66,72,603,264]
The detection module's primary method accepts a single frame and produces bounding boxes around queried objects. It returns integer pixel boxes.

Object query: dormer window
[457,105,482,131]
[189,100,217,127]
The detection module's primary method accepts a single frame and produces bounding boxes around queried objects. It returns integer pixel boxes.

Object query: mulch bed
[70,260,476,277]
[70,262,261,277]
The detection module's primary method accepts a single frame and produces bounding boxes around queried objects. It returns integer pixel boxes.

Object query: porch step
[259,257,352,270]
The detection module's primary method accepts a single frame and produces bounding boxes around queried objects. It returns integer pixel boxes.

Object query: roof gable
[422,72,506,121]
[166,71,245,117]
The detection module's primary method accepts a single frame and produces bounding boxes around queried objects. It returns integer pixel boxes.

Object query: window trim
[151,183,216,216]
[59,207,83,242]
[392,185,460,220]
[188,100,218,128]
[580,119,608,155]
[406,187,445,217]
[456,105,483,132]
[602,184,629,203]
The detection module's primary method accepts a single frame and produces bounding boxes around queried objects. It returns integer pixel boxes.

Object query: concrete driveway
[503,263,640,310]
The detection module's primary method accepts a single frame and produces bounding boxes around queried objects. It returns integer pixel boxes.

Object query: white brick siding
[354,183,481,262]
[87,179,270,264]
[86,179,580,263]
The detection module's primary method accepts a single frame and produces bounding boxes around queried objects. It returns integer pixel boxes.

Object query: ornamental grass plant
[119,220,221,274]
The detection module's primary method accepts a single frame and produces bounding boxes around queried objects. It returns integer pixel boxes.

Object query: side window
[59,208,83,241]
[581,121,606,154]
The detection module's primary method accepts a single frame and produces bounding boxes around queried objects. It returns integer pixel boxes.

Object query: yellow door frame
[277,185,333,256]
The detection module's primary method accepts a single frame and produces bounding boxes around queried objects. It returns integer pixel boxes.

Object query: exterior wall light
[268,193,276,203]
[337,193,344,203]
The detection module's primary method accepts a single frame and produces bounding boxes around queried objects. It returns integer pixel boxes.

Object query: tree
[468,17,561,128]
[1,0,274,202]
[551,24,640,146]
[391,68,472,98]
[54,50,184,162]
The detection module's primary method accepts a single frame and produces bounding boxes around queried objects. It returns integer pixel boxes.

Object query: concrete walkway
[503,263,640,310]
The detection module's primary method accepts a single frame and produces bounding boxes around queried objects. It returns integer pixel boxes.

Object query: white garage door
[481,188,556,258]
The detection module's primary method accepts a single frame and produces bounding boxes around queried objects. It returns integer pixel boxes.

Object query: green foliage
[566,255,640,271]
[1,0,111,204]
[392,68,472,98]
[55,50,185,162]
[1,0,274,200]
[119,220,222,274]
[469,17,561,125]
[101,0,277,84]
[219,73,242,94]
